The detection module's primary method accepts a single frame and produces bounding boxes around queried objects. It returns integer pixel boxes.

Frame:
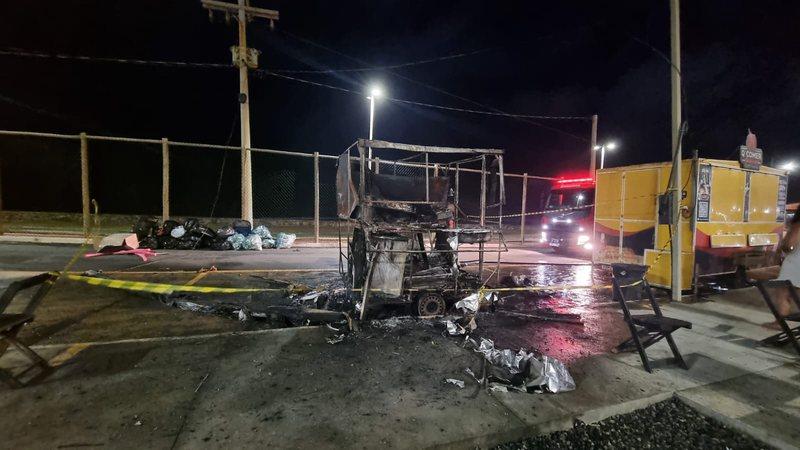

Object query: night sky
[1,0,799,216]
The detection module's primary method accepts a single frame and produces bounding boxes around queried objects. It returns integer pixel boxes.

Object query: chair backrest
[0,273,58,316]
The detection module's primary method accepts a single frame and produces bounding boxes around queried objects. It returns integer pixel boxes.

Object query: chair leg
[757,282,800,356]
[6,335,50,369]
[664,333,688,370]
[614,279,652,372]
[0,368,23,388]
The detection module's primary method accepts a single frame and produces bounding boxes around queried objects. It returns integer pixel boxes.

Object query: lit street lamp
[780,161,797,172]
[593,141,618,169]
[367,85,383,169]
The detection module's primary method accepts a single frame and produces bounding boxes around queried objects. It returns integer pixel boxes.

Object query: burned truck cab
[337,139,506,319]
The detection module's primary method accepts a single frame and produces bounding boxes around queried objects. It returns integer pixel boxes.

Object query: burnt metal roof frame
[359,138,504,155]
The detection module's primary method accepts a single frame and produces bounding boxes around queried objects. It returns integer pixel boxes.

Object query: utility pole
[202,0,279,223]
[589,114,598,179]
[670,0,683,301]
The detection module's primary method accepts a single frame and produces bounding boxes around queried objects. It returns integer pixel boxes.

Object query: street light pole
[368,94,375,169]
[600,146,606,169]
[594,142,617,170]
[367,86,382,170]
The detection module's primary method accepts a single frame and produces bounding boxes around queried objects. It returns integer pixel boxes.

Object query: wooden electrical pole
[201,0,279,223]
[670,0,683,301]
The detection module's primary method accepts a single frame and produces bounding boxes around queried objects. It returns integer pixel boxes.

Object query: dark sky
[1,0,799,215]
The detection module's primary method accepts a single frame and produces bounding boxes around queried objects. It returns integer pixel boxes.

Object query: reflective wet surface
[477,264,629,363]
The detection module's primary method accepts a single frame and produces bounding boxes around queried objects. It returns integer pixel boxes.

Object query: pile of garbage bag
[133,217,297,251]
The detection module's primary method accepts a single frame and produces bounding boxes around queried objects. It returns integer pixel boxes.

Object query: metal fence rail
[0,130,555,242]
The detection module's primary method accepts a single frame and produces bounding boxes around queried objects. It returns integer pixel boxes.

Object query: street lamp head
[606,142,618,150]
[780,161,797,172]
[593,145,602,151]
[370,86,383,98]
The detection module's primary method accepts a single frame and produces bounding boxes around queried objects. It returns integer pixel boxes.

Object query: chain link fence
[0,130,554,241]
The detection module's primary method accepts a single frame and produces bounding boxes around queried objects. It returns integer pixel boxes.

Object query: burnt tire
[416,292,446,317]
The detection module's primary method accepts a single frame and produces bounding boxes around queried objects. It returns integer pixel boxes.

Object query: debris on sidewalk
[444,378,465,388]
[470,337,575,393]
[326,334,345,344]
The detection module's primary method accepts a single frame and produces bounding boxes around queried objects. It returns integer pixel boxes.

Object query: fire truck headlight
[577,235,590,246]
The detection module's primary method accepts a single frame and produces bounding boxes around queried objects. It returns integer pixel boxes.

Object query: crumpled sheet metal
[455,290,499,313]
[474,338,575,393]
[445,320,465,336]
[455,293,480,313]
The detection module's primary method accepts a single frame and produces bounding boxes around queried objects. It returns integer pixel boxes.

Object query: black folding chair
[756,280,800,356]
[612,275,692,373]
[0,273,58,388]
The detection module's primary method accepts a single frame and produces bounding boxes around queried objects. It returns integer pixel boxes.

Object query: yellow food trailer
[593,157,788,290]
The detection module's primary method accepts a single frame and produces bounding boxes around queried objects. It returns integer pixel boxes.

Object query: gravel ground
[494,398,770,450]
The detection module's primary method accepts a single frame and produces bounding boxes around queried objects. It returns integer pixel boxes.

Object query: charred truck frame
[336,139,507,320]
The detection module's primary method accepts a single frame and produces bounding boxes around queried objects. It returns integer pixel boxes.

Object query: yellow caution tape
[54,273,642,296]
[57,273,269,295]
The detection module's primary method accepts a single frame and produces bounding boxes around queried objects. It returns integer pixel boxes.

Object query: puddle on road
[477,264,628,363]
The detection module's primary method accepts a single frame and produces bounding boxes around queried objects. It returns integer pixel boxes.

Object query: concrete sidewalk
[1,287,798,449]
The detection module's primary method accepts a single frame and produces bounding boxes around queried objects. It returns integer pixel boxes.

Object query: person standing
[768,212,800,328]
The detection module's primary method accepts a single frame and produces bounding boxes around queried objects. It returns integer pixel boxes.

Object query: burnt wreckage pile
[336,139,508,319]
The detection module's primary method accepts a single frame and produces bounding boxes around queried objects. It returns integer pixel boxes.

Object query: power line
[0,47,588,122]
[277,30,591,142]
[0,48,231,69]
[260,70,588,120]
[269,47,492,74]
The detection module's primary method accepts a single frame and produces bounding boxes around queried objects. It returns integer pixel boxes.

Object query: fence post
[313,152,320,244]
[520,173,528,242]
[162,138,170,221]
[80,132,90,235]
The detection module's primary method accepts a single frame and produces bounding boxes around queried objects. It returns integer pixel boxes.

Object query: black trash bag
[139,236,159,249]
[177,236,202,250]
[184,218,200,231]
[158,236,179,249]
[190,226,217,239]
[233,219,252,236]
[210,239,234,251]
[161,220,181,236]
[216,227,235,238]
[133,216,159,239]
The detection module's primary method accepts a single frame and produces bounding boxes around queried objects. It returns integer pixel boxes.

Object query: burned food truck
[336,139,507,319]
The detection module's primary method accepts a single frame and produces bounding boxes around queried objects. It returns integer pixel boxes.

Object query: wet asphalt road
[0,242,627,364]
[479,264,628,363]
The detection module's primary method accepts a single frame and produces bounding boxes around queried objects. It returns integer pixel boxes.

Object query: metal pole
[238,0,253,223]
[424,153,429,202]
[80,132,90,235]
[520,173,528,242]
[313,152,320,244]
[161,138,170,222]
[479,155,487,277]
[670,0,683,301]
[590,114,598,178]
[600,146,606,169]
[368,95,375,169]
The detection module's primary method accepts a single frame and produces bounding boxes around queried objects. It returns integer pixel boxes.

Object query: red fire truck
[540,176,595,253]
